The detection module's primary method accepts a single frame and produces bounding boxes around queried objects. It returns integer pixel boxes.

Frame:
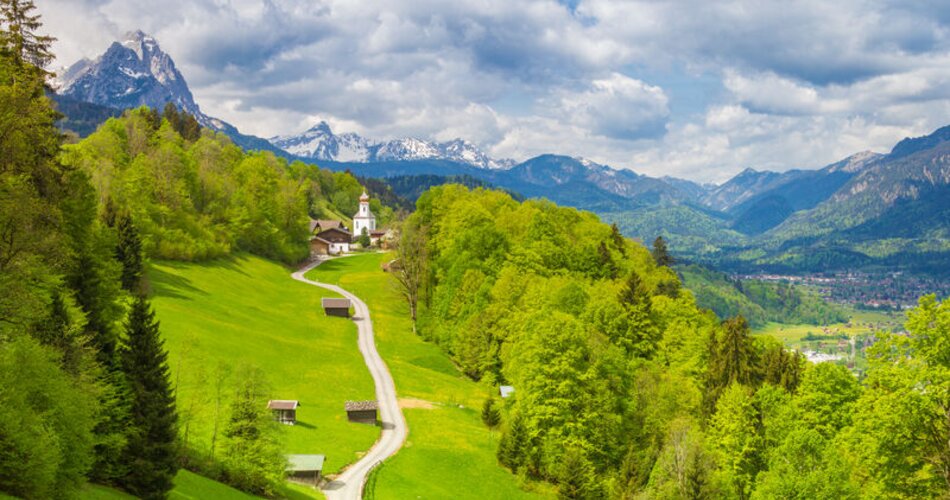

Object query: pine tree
[481,396,501,428]
[497,411,527,471]
[119,295,178,499]
[116,213,144,292]
[558,447,596,499]
[616,271,659,357]
[652,236,674,267]
[0,0,55,70]
[704,316,760,413]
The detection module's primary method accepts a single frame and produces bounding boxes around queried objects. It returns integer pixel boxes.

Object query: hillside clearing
[149,254,379,476]
[308,253,554,499]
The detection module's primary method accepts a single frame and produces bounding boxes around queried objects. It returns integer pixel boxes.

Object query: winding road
[291,258,407,500]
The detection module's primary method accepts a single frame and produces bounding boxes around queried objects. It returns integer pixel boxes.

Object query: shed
[322,298,352,317]
[500,385,515,399]
[345,400,378,424]
[286,454,325,485]
[310,237,331,257]
[268,400,300,425]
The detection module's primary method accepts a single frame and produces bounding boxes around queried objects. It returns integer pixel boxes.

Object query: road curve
[291,258,407,500]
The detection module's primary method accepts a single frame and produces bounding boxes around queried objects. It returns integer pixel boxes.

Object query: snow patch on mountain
[270,121,515,170]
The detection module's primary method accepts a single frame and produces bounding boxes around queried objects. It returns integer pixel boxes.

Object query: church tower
[353,190,376,236]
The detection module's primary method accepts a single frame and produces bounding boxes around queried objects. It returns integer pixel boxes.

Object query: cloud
[36,0,950,183]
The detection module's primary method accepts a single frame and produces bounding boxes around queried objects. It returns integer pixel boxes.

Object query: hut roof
[322,298,351,309]
[286,454,325,472]
[345,400,378,411]
[500,386,515,398]
[268,400,300,410]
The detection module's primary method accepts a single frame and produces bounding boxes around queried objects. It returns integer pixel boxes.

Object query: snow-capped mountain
[54,30,201,118]
[270,122,515,170]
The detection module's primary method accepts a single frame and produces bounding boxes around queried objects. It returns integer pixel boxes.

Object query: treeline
[0,3,182,497]
[61,106,389,263]
[678,264,847,328]
[395,185,950,498]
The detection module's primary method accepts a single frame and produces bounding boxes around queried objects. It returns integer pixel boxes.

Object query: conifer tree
[116,212,144,292]
[616,271,659,356]
[497,411,527,472]
[481,396,501,429]
[119,295,178,499]
[0,0,54,70]
[652,236,674,267]
[704,316,760,413]
[557,447,596,499]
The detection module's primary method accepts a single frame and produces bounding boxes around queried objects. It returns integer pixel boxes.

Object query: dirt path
[291,258,407,500]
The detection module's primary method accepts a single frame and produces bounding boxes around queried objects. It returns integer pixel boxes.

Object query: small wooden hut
[322,298,351,317]
[345,400,378,424]
[286,454,325,485]
[267,400,300,425]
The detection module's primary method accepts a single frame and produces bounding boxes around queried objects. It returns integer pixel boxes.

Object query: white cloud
[36,0,950,183]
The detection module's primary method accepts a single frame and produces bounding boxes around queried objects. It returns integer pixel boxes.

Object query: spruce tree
[557,447,596,499]
[497,411,527,471]
[119,295,178,499]
[481,396,501,428]
[116,213,144,292]
[652,236,674,267]
[0,0,54,69]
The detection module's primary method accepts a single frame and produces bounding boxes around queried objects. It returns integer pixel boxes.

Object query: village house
[286,454,325,486]
[345,400,378,424]
[322,298,351,317]
[267,400,300,425]
[310,219,352,256]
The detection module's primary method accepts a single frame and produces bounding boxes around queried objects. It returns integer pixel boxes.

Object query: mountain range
[51,31,950,276]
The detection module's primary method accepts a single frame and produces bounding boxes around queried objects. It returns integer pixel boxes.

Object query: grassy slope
[308,254,554,499]
[149,254,379,475]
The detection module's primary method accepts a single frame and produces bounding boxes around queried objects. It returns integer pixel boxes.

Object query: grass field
[753,307,904,371]
[308,253,554,499]
[149,254,379,478]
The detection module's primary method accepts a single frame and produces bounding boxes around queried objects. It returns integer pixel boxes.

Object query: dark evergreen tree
[597,241,618,279]
[0,0,54,69]
[481,396,501,428]
[116,212,144,292]
[119,295,178,499]
[497,411,527,472]
[610,223,627,256]
[616,271,659,357]
[162,102,181,132]
[557,447,596,499]
[704,316,760,412]
[652,236,674,267]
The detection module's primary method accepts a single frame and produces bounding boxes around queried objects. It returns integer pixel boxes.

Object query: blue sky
[40,0,950,182]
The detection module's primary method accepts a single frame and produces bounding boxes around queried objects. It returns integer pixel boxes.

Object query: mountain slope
[270,121,515,170]
[53,31,288,156]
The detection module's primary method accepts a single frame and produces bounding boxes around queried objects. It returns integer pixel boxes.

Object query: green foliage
[652,236,674,267]
[482,396,501,429]
[115,212,144,292]
[708,383,761,500]
[220,368,286,497]
[119,296,178,499]
[0,336,97,498]
[60,108,369,264]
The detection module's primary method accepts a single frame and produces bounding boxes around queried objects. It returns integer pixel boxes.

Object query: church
[352,190,376,236]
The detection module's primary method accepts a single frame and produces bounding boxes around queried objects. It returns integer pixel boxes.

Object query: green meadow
[308,253,554,499]
[149,254,379,477]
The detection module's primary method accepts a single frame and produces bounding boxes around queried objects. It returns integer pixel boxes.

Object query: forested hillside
[395,185,950,498]
[61,105,390,263]
[677,264,848,328]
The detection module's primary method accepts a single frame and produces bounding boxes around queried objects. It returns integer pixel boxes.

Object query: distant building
[345,400,378,424]
[322,298,352,318]
[500,386,515,399]
[267,400,300,425]
[286,454,325,486]
[309,219,351,256]
[352,191,376,237]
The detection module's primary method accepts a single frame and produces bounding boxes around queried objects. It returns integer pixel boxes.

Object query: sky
[38,0,950,183]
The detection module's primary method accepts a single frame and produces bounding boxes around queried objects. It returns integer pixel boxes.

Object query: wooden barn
[286,454,325,486]
[268,400,300,425]
[322,298,352,317]
[345,400,378,424]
